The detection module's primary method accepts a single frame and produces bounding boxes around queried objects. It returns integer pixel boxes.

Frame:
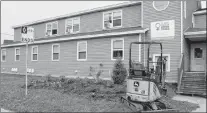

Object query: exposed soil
[22,75,199,112]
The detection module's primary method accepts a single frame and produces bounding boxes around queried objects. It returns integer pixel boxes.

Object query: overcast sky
[1,1,126,44]
[1,1,206,44]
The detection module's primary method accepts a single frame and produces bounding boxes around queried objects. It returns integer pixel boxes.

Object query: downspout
[192,13,195,28]
[138,34,141,62]
[141,1,146,66]
[141,1,143,28]
[181,1,183,54]
[144,33,146,67]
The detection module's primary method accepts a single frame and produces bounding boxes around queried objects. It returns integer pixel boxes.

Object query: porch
[177,28,206,96]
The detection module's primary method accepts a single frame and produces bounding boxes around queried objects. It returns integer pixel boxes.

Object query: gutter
[184,31,206,35]
[12,1,141,29]
[1,28,149,48]
[193,10,207,15]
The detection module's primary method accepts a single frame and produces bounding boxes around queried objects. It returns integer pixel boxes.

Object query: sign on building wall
[21,27,34,43]
[151,20,175,39]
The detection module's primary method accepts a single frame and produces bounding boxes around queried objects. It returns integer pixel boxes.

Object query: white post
[25,42,28,96]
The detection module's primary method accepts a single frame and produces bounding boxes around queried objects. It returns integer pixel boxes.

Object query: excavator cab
[128,41,166,86]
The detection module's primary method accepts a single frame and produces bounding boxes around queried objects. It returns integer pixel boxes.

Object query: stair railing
[177,53,184,93]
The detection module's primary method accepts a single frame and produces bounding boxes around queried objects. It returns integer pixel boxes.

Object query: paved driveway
[172,95,206,112]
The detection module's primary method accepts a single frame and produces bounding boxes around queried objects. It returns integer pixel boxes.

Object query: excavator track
[120,96,178,112]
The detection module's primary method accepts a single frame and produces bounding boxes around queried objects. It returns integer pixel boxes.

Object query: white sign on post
[21,27,34,43]
[151,20,175,39]
[21,26,34,96]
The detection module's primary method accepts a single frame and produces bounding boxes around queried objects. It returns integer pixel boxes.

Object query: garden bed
[1,73,199,112]
[22,75,126,101]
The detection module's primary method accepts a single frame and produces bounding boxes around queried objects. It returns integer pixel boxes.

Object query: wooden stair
[178,72,206,96]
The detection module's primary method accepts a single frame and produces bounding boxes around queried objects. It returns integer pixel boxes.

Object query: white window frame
[52,44,60,61]
[111,38,124,61]
[65,17,80,34]
[77,41,87,61]
[31,46,38,61]
[15,48,20,61]
[1,49,6,62]
[45,21,58,36]
[103,10,122,29]
[153,54,170,72]
[153,1,170,11]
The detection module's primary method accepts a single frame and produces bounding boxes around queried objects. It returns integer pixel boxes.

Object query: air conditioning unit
[66,27,72,34]
[105,22,112,29]
[45,32,50,36]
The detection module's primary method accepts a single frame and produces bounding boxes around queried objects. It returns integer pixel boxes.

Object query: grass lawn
[0,73,131,112]
[0,73,199,112]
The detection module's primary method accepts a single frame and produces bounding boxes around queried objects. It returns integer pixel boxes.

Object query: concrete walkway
[172,95,206,112]
[1,108,13,112]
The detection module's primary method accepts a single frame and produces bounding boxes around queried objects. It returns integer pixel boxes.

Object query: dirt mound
[22,77,199,112]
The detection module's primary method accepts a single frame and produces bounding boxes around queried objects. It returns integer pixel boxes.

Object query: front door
[191,43,206,71]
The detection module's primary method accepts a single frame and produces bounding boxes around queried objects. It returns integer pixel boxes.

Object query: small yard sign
[21,27,34,43]
[21,26,35,96]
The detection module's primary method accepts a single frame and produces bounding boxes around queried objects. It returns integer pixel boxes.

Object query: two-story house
[1,1,206,95]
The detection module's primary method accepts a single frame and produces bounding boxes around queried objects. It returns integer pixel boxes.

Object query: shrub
[89,66,95,76]
[95,63,104,83]
[59,75,66,83]
[112,59,127,84]
[45,74,52,82]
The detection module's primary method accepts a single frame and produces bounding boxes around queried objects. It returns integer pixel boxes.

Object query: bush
[45,74,52,82]
[59,75,66,83]
[112,59,127,84]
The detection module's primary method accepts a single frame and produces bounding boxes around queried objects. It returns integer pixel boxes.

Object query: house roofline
[193,9,207,15]
[1,28,149,48]
[184,31,206,35]
[12,1,141,29]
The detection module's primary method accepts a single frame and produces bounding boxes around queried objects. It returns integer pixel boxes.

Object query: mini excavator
[120,41,178,112]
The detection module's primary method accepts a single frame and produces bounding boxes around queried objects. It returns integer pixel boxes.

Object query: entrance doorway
[190,43,206,71]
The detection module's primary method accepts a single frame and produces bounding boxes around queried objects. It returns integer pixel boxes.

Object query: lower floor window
[113,50,123,58]
[77,41,87,60]
[33,54,38,60]
[79,51,86,59]
[1,49,6,62]
[52,44,60,61]
[16,55,20,61]
[153,54,170,72]
[32,46,38,61]
[15,48,20,61]
[112,39,124,60]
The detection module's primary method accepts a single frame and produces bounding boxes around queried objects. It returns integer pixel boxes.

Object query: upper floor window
[103,10,122,29]
[46,21,58,36]
[111,38,124,60]
[32,46,38,61]
[77,41,87,61]
[1,49,6,62]
[52,44,60,61]
[65,17,80,34]
[15,48,20,61]
[201,1,206,9]
[153,1,169,11]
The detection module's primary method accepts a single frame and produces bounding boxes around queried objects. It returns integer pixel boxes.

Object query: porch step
[179,72,206,96]
[184,72,205,77]
[181,78,206,81]
[180,80,206,83]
